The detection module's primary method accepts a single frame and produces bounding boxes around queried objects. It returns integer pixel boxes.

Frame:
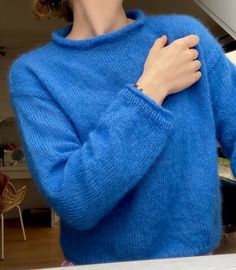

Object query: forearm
[10,83,174,231]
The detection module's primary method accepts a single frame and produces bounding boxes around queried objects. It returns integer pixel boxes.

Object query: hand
[137,34,201,104]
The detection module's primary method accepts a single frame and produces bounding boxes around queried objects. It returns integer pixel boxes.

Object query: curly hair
[32,0,73,22]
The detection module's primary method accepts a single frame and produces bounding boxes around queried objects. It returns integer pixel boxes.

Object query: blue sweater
[8,9,236,265]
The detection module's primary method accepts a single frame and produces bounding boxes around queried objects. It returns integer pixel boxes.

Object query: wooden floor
[0,219,236,270]
[0,219,63,270]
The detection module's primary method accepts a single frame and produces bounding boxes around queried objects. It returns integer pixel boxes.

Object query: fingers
[195,71,202,81]
[175,34,200,49]
[154,35,168,50]
[192,60,202,71]
[189,49,199,60]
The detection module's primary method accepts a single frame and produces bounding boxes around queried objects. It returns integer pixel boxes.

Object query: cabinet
[0,117,59,226]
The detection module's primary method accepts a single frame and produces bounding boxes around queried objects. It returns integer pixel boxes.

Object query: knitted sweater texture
[8,9,236,265]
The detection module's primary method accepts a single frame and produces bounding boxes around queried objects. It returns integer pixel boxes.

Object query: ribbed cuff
[120,83,174,130]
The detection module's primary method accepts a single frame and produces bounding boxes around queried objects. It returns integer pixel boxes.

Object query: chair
[0,173,26,260]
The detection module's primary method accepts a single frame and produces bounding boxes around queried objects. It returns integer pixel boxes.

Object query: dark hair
[32,0,73,22]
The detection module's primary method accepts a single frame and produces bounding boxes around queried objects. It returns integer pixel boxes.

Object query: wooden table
[35,254,236,270]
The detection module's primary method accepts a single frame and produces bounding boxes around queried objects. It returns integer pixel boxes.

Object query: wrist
[135,79,168,105]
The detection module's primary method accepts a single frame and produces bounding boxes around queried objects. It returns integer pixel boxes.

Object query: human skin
[67,0,201,105]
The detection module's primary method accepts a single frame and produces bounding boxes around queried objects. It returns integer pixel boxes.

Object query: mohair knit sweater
[8,9,236,265]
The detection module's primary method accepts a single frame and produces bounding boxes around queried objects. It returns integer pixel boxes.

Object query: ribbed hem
[120,83,174,130]
[61,230,222,266]
[60,215,223,265]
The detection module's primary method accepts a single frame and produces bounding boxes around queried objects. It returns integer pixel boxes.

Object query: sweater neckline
[51,9,145,48]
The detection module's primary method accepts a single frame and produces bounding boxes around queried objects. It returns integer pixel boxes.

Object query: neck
[66,0,134,40]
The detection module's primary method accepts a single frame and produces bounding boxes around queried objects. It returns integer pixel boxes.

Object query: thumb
[155,35,168,51]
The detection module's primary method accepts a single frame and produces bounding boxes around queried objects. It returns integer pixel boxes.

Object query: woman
[8,0,236,267]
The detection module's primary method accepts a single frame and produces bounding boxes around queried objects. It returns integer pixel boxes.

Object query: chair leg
[17,206,26,241]
[1,214,4,260]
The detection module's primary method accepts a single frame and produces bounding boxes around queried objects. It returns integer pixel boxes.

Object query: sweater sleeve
[8,59,174,231]
[187,15,236,178]
[178,15,236,177]
[208,52,236,178]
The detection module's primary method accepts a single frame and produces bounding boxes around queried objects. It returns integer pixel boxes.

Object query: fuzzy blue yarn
[8,8,236,265]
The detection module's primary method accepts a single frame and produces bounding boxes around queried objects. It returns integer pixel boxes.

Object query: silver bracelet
[134,83,144,92]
